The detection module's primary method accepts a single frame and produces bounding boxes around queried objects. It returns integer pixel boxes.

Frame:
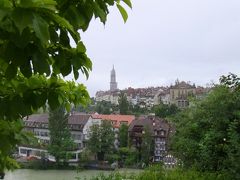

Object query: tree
[95,101,112,114]
[118,92,129,114]
[140,126,154,165]
[48,106,75,167]
[171,73,240,178]
[154,103,179,118]
[87,120,115,161]
[119,123,129,147]
[0,0,131,172]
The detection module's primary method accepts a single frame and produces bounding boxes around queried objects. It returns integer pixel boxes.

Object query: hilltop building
[169,80,196,108]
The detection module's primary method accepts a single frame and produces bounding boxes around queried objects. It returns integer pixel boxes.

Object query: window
[77,143,82,149]
[20,149,27,154]
[160,130,165,136]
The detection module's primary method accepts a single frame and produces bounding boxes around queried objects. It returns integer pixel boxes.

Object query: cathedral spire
[110,65,118,91]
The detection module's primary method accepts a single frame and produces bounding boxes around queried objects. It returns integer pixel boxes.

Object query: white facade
[18,146,82,162]
[83,116,101,140]
[95,93,119,105]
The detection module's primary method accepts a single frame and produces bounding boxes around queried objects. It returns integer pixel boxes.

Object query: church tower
[110,65,118,91]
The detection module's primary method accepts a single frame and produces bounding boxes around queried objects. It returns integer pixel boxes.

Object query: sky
[68,0,240,97]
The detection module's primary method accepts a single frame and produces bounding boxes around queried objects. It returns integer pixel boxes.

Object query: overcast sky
[68,0,240,96]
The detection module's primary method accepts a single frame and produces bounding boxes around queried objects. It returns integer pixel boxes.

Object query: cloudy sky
[70,0,240,96]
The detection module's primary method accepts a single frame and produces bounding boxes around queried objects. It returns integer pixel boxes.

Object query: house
[128,116,173,162]
[19,113,91,162]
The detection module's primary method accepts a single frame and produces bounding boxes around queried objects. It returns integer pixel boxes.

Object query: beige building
[169,80,196,108]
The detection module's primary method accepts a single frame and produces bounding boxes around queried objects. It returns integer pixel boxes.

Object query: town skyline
[67,0,240,97]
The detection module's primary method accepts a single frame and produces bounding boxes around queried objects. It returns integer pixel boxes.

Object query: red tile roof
[91,114,135,128]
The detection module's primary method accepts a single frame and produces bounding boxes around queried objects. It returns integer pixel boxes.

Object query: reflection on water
[5,169,141,180]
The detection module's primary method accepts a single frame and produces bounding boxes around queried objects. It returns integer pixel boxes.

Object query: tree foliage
[118,91,129,114]
[87,120,115,161]
[119,123,129,148]
[48,107,75,167]
[171,73,240,178]
[154,103,179,118]
[140,126,154,165]
[0,0,131,172]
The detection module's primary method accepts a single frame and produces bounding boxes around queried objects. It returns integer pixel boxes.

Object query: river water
[5,169,141,180]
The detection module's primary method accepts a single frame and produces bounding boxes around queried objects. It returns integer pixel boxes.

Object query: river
[4,169,142,180]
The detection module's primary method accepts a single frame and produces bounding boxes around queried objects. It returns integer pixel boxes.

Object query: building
[128,116,173,162]
[154,89,170,105]
[19,113,136,160]
[169,80,196,108]
[110,65,118,91]
[19,113,91,162]
[91,114,135,148]
[91,114,135,129]
[95,90,120,105]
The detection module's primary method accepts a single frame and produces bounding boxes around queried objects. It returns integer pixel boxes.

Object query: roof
[128,116,170,136]
[91,114,135,128]
[24,114,49,123]
[171,81,195,89]
[24,113,91,125]
[69,114,91,125]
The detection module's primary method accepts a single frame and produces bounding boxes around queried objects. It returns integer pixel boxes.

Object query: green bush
[87,165,230,180]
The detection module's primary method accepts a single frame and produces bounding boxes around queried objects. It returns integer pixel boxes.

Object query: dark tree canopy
[171,74,240,178]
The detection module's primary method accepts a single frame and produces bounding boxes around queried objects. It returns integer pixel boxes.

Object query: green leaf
[6,64,17,79]
[71,56,82,70]
[35,92,47,107]
[49,26,59,43]
[59,29,70,47]
[12,28,31,48]
[47,13,80,43]
[73,68,79,79]
[65,6,85,30]
[20,60,32,78]
[12,9,33,33]
[32,51,50,75]
[60,60,72,77]
[0,0,12,8]
[65,102,71,112]
[19,0,57,11]
[92,3,107,23]
[33,14,50,45]
[0,10,8,21]
[117,4,128,23]
[123,0,132,9]
[77,41,86,53]
[48,91,59,110]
